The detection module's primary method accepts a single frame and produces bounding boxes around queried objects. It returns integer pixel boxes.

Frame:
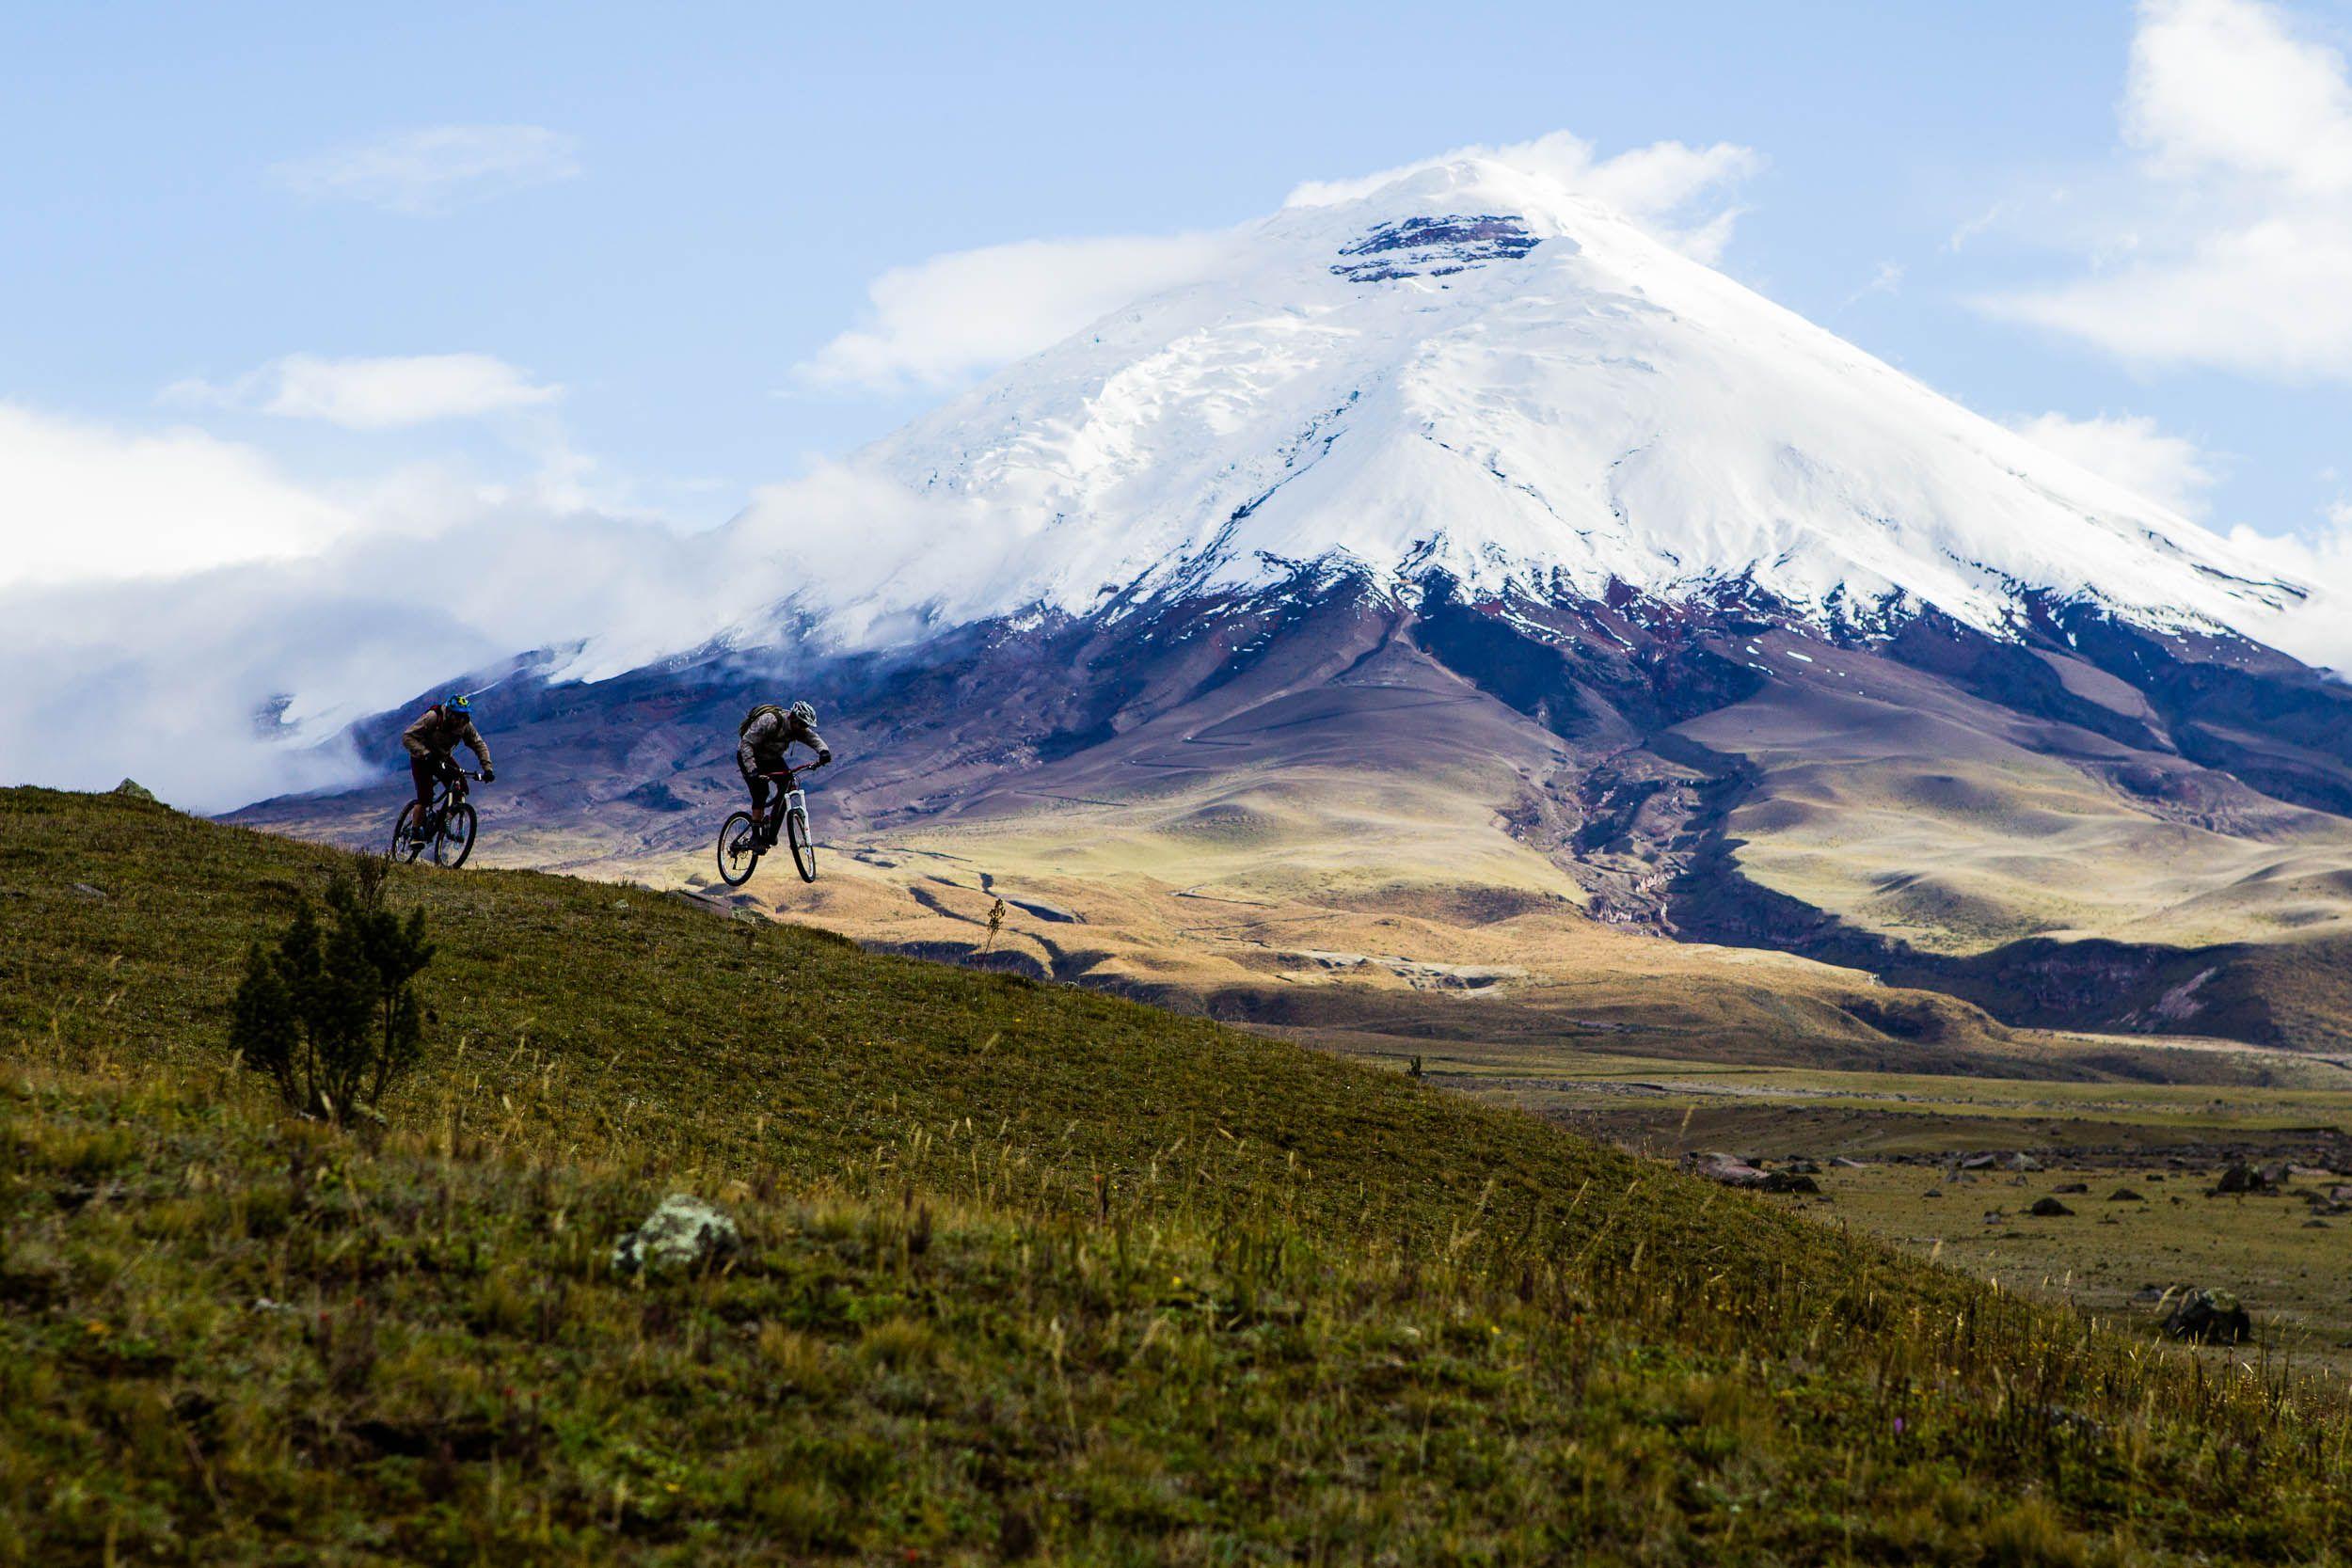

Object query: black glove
[816,749,833,767]
[480,767,495,783]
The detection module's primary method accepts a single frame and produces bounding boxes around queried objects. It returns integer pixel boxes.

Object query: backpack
[739,703,785,736]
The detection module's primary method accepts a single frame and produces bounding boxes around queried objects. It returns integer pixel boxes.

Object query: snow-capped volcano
[824,155,2300,644]
[246,151,2352,1053]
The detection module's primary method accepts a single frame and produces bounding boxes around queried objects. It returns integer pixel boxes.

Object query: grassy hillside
[3,787,2348,1563]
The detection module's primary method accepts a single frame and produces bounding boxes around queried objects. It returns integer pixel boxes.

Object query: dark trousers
[411,755,451,809]
[743,768,774,819]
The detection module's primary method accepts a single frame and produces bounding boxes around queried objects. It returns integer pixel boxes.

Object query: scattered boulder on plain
[2028,1196,2074,1217]
[1685,1152,1770,1189]
[2209,1163,2280,1197]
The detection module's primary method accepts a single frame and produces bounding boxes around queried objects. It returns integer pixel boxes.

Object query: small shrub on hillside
[229,854,433,1124]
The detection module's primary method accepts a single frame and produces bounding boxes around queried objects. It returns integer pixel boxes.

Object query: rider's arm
[460,721,493,774]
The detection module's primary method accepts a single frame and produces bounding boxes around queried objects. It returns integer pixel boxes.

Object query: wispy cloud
[799,130,1767,396]
[274,124,580,214]
[2005,411,2223,518]
[1843,260,1905,308]
[1980,0,2352,382]
[794,232,1234,396]
[167,353,563,430]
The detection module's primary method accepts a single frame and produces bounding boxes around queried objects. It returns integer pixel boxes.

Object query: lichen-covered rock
[2160,1287,2252,1345]
[611,1194,740,1277]
[111,778,158,802]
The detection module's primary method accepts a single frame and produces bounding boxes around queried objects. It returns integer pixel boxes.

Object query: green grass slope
[2,787,2347,1564]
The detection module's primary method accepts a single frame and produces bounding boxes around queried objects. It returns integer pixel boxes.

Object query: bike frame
[754,763,815,827]
[423,769,476,825]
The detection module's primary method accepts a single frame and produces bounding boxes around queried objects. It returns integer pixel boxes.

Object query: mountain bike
[389,768,485,868]
[716,763,820,887]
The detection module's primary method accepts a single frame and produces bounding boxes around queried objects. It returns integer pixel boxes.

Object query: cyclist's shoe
[407,826,430,847]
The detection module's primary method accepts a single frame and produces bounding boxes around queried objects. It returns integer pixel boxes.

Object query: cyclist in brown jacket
[401,693,494,843]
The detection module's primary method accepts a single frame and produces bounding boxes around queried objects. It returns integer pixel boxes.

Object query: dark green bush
[229,854,433,1123]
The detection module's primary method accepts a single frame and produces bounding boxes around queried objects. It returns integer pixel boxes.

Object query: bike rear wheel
[436,800,477,867]
[390,802,426,863]
[787,808,817,883]
[717,811,761,887]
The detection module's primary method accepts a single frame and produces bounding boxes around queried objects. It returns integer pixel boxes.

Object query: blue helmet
[444,693,471,717]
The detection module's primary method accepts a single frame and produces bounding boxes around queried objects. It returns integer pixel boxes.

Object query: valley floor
[1396,1039,2352,1379]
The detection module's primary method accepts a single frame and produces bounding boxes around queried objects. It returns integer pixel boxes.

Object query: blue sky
[3,0,2345,525]
[6,0,2352,802]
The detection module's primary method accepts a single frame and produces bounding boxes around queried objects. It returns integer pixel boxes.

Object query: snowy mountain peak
[755,156,2307,654]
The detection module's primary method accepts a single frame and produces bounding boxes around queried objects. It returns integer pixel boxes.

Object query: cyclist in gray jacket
[737,700,831,843]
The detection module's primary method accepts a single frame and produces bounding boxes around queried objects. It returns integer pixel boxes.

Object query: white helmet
[790,701,817,726]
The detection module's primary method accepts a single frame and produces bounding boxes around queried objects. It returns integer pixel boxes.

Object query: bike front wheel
[787,809,817,883]
[435,801,478,868]
[390,802,426,863]
[717,811,761,887]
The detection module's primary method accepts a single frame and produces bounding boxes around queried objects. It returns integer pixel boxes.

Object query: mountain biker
[738,700,831,844]
[401,693,494,843]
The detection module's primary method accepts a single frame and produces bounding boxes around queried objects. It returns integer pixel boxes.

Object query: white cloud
[169,353,562,430]
[0,403,358,586]
[0,465,694,810]
[2227,502,2352,666]
[2005,411,2223,518]
[1285,130,1764,263]
[0,388,988,808]
[274,124,580,214]
[794,232,1234,394]
[1984,0,2352,380]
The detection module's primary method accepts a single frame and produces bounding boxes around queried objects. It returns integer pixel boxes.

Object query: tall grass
[3,787,2348,1562]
